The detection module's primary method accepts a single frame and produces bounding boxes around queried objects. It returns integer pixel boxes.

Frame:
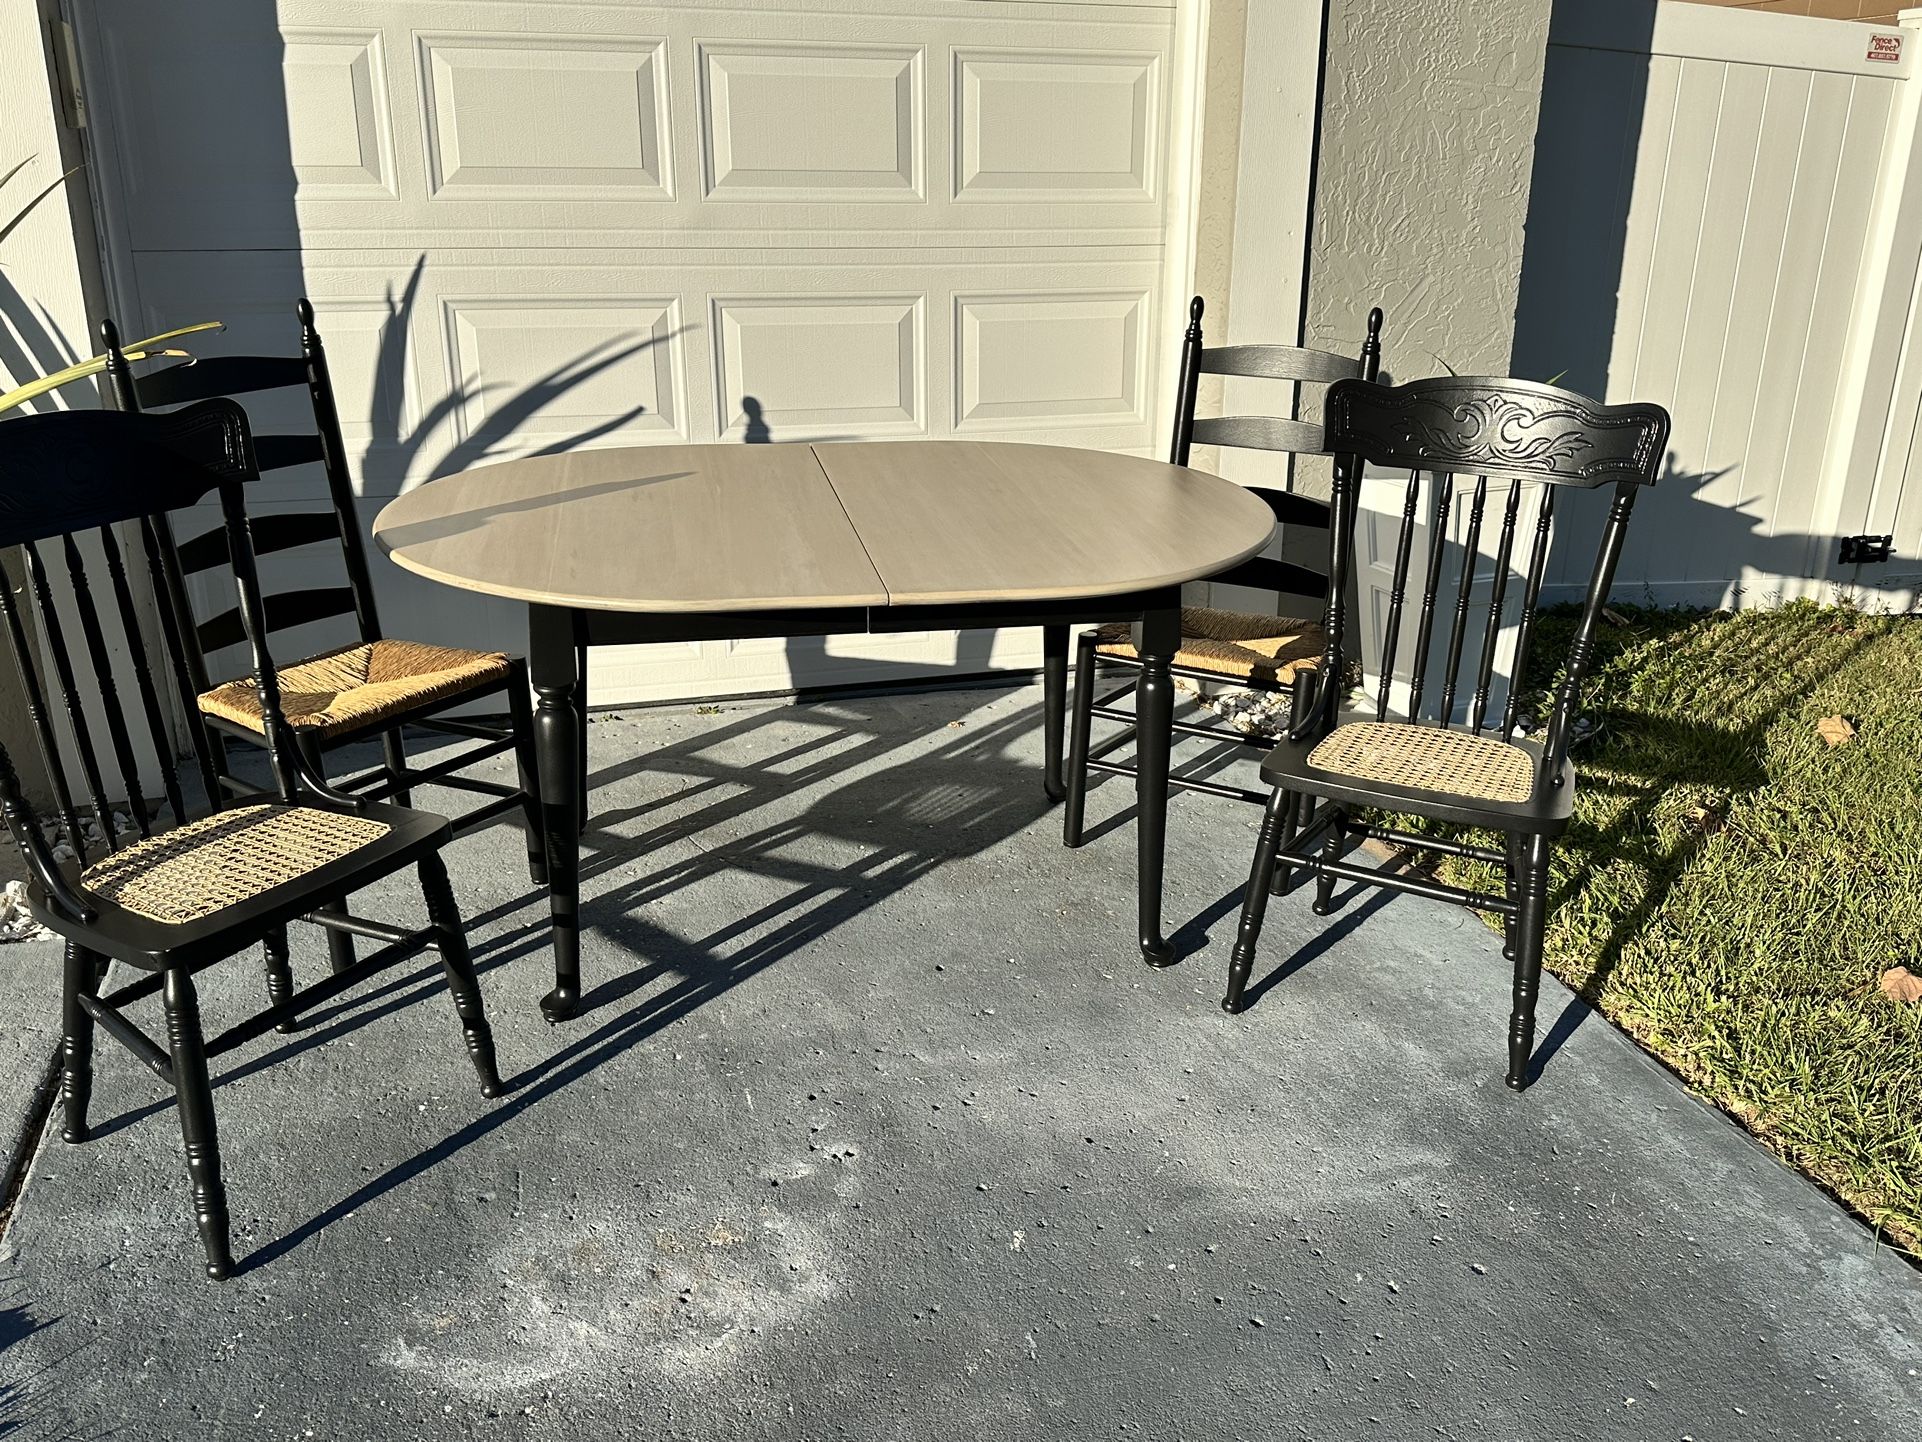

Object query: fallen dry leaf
[1686,798,1727,836]
[1879,966,1922,1005]
[1815,715,1856,748]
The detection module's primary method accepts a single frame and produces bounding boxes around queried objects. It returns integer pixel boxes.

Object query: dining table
[371,440,1277,1021]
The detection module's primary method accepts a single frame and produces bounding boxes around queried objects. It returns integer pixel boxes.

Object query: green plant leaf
[120,320,224,352]
[0,163,86,250]
[0,344,196,415]
[0,155,37,196]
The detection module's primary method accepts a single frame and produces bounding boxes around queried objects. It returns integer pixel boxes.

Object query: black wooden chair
[1061,296,1383,842]
[0,401,505,1279]
[100,307,544,982]
[1222,375,1669,1090]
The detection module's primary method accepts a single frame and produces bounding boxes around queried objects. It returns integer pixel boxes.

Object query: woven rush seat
[199,639,510,737]
[1306,722,1536,803]
[81,803,393,924]
[1094,605,1323,687]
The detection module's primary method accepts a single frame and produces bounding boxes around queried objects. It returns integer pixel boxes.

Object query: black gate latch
[1840,535,1895,565]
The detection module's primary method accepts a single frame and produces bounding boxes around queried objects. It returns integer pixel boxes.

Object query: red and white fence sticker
[1868,32,1903,65]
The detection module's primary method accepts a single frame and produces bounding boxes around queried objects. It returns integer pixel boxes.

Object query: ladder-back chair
[0,402,504,1279]
[100,308,545,966]
[1223,375,1670,1090]
[1062,296,1383,843]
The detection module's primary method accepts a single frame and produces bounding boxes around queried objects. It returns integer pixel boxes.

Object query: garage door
[73,0,1183,703]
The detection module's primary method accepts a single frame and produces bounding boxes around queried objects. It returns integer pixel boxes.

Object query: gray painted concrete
[0,936,59,1202]
[0,682,1916,1440]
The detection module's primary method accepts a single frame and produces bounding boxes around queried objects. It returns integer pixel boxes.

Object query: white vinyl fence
[1514,0,1922,609]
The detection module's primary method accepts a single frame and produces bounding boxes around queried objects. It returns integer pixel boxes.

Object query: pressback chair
[100,308,545,935]
[0,402,504,1279]
[1061,296,1383,842]
[1223,375,1670,1090]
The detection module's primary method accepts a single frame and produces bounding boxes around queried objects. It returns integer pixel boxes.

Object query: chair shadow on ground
[80,685,1096,1272]
[1493,611,1878,1081]
[1079,606,1887,1084]
[0,1286,90,1442]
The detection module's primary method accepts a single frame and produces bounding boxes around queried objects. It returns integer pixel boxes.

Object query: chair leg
[505,659,548,886]
[575,640,589,834]
[59,942,101,1144]
[1062,631,1098,847]
[1271,792,1307,896]
[1041,624,1068,803]
[380,727,413,807]
[418,852,505,1099]
[262,926,296,1034]
[1273,678,1315,897]
[1311,807,1345,916]
[1224,787,1292,1014]
[162,968,234,1281]
[1503,834,1521,961]
[1506,832,1552,1091]
[297,734,356,976]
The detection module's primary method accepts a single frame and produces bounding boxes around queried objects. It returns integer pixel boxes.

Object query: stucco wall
[1306,0,1555,437]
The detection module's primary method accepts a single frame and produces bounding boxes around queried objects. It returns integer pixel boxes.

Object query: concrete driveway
[0,682,1916,1440]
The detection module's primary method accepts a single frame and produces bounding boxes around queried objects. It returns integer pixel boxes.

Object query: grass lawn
[1443,601,1922,1254]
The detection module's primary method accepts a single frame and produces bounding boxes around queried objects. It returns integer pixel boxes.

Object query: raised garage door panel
[80,0,1178,702]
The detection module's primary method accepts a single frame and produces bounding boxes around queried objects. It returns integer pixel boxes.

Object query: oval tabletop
[371,440,1277,613]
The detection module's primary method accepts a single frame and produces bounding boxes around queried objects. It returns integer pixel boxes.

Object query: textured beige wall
[1306,0,1555,388]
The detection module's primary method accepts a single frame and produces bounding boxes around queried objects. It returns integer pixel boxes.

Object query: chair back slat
[252,433,328,473]
[102,305,384,690]
[0,403,309,878]
[1502,489,1557,739]
[128,354,310,408]
[20,541,117,853]
[58,533,152,837]
[0,561,83,849]
[1165,297,1383,642]
[1195,344,1360,385]
[196,586,359,655]
[175,511,343,576]
[1374,471,1422,722]
[1403,481,1454,722]
[95,525,189,828]
[1250,489,1331,531]
[1437,476,1490,724]
[1210,555,1328,602]
[1319,377,1668,774]
[1189,415,1327,455]
[1468,484,1525,733]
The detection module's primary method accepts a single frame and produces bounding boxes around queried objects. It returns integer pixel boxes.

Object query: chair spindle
[0,559,83,849]
[1468,484,1525,734]
[21,541,115,853]
[1405,482,1454,722]
[1438,476,1490,726]
[59,533,151,837]
[97,525,189,828]
[1502,489,1557,740]
[1375,469,1422,722]
[138,517,224,811]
